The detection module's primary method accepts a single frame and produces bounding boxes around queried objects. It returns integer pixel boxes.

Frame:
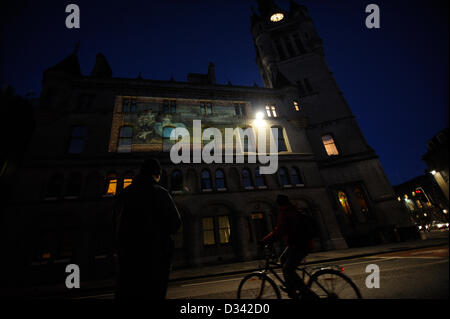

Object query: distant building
[423,128,449,201]
[394,174,449,230]
[3,0,411,284]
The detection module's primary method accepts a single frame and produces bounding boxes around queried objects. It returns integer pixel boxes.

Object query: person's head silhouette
[140,158,162,183]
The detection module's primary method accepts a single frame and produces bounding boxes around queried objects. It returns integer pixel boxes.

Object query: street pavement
[5,230,449,299]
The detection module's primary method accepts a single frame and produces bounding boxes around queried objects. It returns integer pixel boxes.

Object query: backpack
[298,211,320,240]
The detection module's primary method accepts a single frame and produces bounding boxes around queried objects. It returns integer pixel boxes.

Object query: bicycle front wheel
[237,273,281,299]
[307,269,362,299]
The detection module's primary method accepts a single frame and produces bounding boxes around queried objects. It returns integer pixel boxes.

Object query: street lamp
[253,111,266,128]
[431,170,437,175]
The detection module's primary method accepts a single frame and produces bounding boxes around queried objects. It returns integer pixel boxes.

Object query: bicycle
[237,245,362,299]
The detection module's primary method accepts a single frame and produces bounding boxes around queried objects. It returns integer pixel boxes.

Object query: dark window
[234,103,241,116]
[78,94,94,111]
[123,99,130,112]
[118,126,133,153]
[297,80,306,95]
[255,167,266,188]
[279,167,291,186]
[215,169,226,190]
[163,100,169,114]
[201,170,213,191]
[171,170,183,191]
[170,100,176,114]
[66,173,82,197]
[200,103,206,115]
[274,39,286,60]
[242,168,254,189]
[284,37,296,57]
[273,127,287,152]
[68,126,87,154]
[46,174,63,198]
[304,78,313,92]
[206,102,213,114]
[293,33,306,54]
[130,99,136,112]
[291,167,304,186]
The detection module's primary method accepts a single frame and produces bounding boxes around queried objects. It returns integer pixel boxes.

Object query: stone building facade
[3,0,411,283]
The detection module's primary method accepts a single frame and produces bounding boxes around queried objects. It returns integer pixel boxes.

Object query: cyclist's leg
[283,247,318,299]
[281,247,302,298]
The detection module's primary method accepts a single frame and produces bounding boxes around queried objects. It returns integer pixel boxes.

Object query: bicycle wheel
[306,269,362,299]
[237,272,281,299]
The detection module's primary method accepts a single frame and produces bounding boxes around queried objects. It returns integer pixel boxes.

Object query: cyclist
[261,194,318,299]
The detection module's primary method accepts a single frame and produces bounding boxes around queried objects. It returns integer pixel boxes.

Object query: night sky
[1,0,448,186]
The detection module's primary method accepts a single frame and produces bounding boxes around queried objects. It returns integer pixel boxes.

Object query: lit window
[123,178,133,189]
[293,100,300,111]
[202,217,215,246]
[242,168,254,189]
[118,126,133,153]
[218,216,231,244]
[338,191,352,216]
[68,126,87,154]
[265,105,271,117]
[105,174,117,196]
[322,134,339,156]
[265,105,278,117]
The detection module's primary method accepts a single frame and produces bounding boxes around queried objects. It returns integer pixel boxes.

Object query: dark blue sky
[1,0,448,186]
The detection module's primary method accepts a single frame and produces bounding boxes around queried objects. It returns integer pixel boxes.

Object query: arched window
[272,126,287,152]
[123,172,134,189]
[242,168,254,189]
[322,134,339,156]
[171,169,183,192]
[201,169,213,191]
[66,172,82,197]
[255,167,267,188]
[279,167,291,186]
[215,169,226,190]
[354,187,369,215]
[105,173,117,196]
[118,126,133,153]
[46,174,63,199]
[291,167,304,186]
[338,191,352,216]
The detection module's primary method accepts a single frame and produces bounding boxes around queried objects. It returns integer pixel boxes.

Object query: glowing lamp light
[254,112,266,128]
[255,112,264,120]
[431,170,437,175]
[270,12,284,22]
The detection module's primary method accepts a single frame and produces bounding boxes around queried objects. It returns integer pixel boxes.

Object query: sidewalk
[5,230,449,298]
[170,230,449,281]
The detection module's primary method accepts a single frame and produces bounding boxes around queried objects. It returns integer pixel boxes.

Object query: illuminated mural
[108,96,250,153]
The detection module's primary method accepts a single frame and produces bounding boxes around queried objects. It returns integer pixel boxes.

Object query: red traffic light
[415,190,422,194]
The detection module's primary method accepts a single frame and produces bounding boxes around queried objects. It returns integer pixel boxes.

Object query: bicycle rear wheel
[237,273,281,299]
[307,269,362,299]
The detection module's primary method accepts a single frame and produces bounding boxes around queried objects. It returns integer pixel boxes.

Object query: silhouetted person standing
[114,158,181,299]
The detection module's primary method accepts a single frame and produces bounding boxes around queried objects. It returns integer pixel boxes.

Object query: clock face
[270,13,284,22]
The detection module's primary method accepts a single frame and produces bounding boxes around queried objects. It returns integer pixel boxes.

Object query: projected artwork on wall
[108,96,250,153]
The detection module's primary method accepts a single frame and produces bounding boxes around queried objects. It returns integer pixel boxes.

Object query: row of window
[274,32,307,60]
[117,125,289,153]
[121,99,248,117]
[44,166,306,199]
